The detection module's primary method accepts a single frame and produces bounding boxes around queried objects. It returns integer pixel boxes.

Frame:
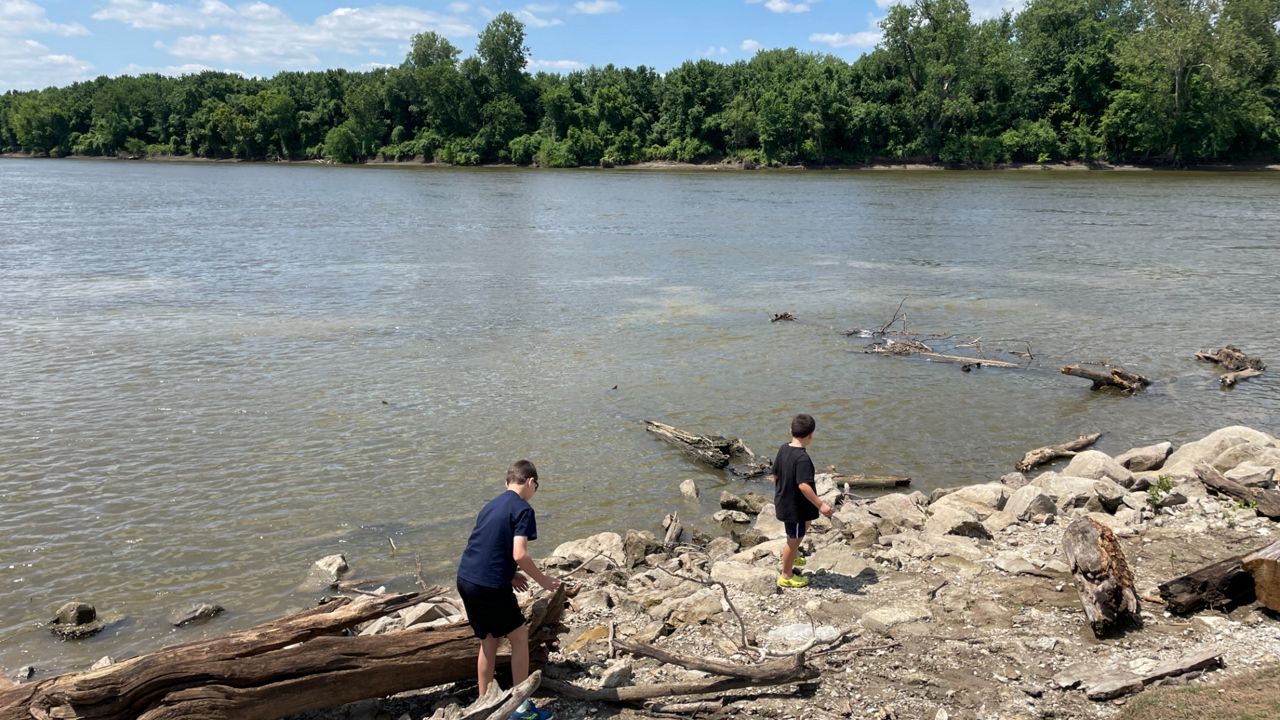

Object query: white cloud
[572,0,621,13]
[740,38,761,52]
[746,0,813,13]
[448,2,470,11]
[699,45,728,57]
[528,58,582,70]
[92,2,476,68]
[0,0,89,36]
[0,37,94,90]
[119,61,227,76]
[516,7,563,27]
[809,31,880,48]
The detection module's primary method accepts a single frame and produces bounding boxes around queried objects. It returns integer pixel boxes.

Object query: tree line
[2,0,1277,167]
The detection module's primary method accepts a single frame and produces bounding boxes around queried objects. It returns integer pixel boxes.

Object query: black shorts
[457,576,525,640]
[784,521,808,539]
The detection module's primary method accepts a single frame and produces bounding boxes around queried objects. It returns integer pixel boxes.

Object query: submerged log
[1061,364,1151,393]
[1221,368,1263,387]
[1194,463,1280,520]
[1017,433,1102,473]
[645,420,736,468]
[836,474,912,489]
[866,341,1019,368]
[1196,345,1265,372]
[1243,540,1280,613]
[0,587,568,720]
[1062,517,1141,637]
[1157,550,1259,615]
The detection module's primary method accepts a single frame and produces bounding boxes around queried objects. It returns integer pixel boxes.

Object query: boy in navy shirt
[457,460,560,720]
[773,414,833,589]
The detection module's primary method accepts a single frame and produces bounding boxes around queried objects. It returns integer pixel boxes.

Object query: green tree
[477,13,529,94]
[404,32,461,69]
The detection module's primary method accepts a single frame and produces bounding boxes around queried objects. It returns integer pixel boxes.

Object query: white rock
[923,504,991,539]
[868,493,927,533]
[862,605,932,636]
[751,504,787,539]
[1063,450,1136,488]
[710,561,778,596]
[551,532,625,568]
[1226,462,1276,489]
[679,478,699,499]
[1004,485,1057,521]
[1114,442,1173,472]
[314,554,349,579]
[713,510,751,524]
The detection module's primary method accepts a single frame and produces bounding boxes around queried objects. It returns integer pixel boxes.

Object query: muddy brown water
[1,159,1278,672]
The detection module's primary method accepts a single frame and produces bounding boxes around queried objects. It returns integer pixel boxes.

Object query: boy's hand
[819,502,834,517]
[540,576,562,592]
[511,573,530,592]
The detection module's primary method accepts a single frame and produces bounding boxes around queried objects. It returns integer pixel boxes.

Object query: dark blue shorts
[784,521,807,539]
[457,576,525,640]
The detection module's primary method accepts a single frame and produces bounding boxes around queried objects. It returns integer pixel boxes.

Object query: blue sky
[0,0,1020,92]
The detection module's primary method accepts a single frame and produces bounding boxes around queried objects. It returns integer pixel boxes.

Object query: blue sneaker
[509,699,553,720]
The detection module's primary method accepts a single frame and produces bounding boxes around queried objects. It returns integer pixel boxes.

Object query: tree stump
[1062,517,1141,637]
[1243,540,1280,613]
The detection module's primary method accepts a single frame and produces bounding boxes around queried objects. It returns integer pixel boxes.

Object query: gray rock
[623,529,660,569]
[668,588,725,626]
[751,504,786,539]
[1154,490,1188,509]
[1004,486,1057,521]
[868,493,927,533]
[574,588,615,612]
[679,478,699,499]
[807,546,871,576]
[401,601,452,627]
[1211,443,1280,474]
[314,554,349,579]
[982,510,1016,536]
[705,536,739,560]
[90,656,114,670]
[1225,462,1276,489]
[932,483,1007,512]
[1063,450,1136,488]
[1000,472,1029,490]
[719,490,767,514]
[861,606,932,636]
[713,509,752,524]
[54,602,96,626]
[358,615,405,636]
[710,561,778,596]
[923,504,991,539]
[551,532,624,569]
[599,659,634,688]
[170,602,224,627]
[1162,426,1277,477]
[1114,442,1173,472]
[12,666,34,681]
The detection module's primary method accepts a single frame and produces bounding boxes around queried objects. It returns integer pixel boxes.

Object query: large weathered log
[644,420,736,469]
[541,654,816,704]
[1194,463,1280,520]
[836,474,912,489]
[1221,368,1264,387]
[1243,540,1280,612]
[1157,550,1259,615]
[1196,345,1265,372]
[1062,517,1141,637]
[1016,433,1102,473]
[1061,364,1151,393]
[0,586,568,720]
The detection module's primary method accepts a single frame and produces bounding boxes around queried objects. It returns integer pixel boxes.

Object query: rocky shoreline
[282,424,1280,720]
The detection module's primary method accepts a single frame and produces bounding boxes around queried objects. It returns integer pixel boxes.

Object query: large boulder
[1225,462,1276,489]
[1211,444,1280,474]
[1004,485,1058,521]
[923,504,991,539]
[932,483,1007,512]
[1163,426,1277,476]
[868,493,927,533]
[623,529,661,569]
[1062,451,1135,488]
[1031,473,1128,513]
[1114,442,1172,472]
[710,561,778,596]
[551,532,625,569]
[667,588,725,626]
[751,504,787,539]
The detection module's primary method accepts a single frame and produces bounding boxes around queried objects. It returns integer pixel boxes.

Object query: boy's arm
[798,483,834,517]
[513,536,560,590]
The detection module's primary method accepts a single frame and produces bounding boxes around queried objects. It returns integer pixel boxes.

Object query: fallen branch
[1016,433,1102,473]
[866,340,1019,368]
[1194,463,1280,519]
[1061,364,1150,393]
[541,655,816,704]
[1221,368,1263,387]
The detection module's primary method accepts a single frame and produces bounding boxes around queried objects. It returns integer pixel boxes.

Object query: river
[0,158,1277,672]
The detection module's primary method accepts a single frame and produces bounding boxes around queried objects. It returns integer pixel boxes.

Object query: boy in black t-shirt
[456,460,560,720]
[773,414,833,589]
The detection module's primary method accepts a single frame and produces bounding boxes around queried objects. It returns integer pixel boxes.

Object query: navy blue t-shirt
[457,489,538,589]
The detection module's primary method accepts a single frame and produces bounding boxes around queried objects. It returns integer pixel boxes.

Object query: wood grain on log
[1062,517,1141,637]
[1194,463,1280,519]
[1017,433,1102,473]
[0,587,568,720]
[1157,551,1259,615]
[1243,540,1280,613]
[1061,364,1151,393]
[541,654,815,704]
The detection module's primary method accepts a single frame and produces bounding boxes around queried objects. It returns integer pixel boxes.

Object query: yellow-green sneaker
[792,555,807,567]
[777,574,809,589]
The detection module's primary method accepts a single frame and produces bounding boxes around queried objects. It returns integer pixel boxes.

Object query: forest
[1,0,1278,167]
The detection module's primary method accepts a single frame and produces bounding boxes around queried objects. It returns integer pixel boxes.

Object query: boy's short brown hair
[791,414,816,439]
[506,459,538,486]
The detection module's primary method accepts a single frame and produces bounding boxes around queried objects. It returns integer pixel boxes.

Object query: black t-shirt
[773,443,818,523]
[457,489,538,588]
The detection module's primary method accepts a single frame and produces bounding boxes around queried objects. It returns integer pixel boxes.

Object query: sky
[0,0,1024,92]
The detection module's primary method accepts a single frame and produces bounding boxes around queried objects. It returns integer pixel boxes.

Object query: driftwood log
[866,339,1019,368]
[643,421,768,480]
[1196,345,1265,372]
[1016,433,1102,473]
[0,587,568,720]
[1157,549,1261,615]
[1060,364,1151,393]
[1243,540,1280,612]
[1062,517,1141,637]
[836,474,911,489]
[541,640,816,704]
[1221,368,1264,387]
[1194,463,1280,520]
[1081,649,1223,700]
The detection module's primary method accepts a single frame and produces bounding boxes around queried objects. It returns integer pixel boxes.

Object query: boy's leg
[506,624,530,686]
[477,635,500,697]
[781,536,801,577]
